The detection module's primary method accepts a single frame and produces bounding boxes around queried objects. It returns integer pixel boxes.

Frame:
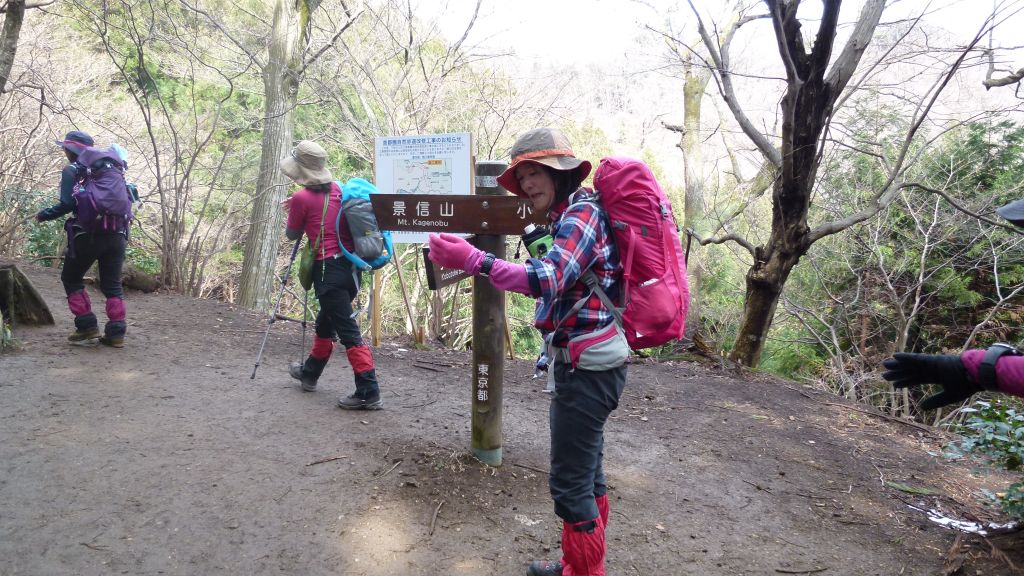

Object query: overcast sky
[419,0,1024,185]
[430,0,1024,68]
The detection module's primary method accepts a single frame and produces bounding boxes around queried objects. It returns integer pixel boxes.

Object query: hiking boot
[99,335,125,348]
[527,560,563,576]
[288,361,319,392]
[337,393,383,410]
[289,357,327,392]
[68,327,101,345]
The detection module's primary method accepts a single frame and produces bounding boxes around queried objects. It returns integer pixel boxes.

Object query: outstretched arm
[961,349,1024,398]
[883,345,1024,409]
[427,233,534,296]
[36,164,79,221]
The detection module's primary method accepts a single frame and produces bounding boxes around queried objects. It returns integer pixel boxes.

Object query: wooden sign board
[371,194,544,236]
[421,246,473,290]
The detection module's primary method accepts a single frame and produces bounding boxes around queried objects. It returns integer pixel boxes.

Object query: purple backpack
[73,146,132,234]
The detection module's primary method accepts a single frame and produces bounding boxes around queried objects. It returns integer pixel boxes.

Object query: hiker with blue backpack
[36,130,135,348]
[428,128,688,576]
[280,140,390,411]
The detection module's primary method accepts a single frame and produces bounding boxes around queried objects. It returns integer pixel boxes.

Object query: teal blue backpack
[335,178,394,271]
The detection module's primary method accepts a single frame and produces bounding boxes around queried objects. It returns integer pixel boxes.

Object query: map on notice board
[394,158,453,195]
[374,132,473,243]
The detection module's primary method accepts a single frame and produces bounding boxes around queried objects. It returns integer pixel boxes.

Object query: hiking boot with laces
[99,335,125,348]
[289,361,318,392]
[289,357,327,392]
[527,560,563,576]
[337,393,383,410]
[68,327,101,345]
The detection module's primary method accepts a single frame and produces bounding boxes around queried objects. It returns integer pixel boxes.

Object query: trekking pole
[251,239,303,379]
[301,288,309,358]
[684,227,695,266]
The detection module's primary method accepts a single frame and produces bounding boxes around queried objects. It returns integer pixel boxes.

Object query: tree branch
[686,0,781,167]
[299,7,363,75]
[766,0,803,82]
[687,229,757,258]
[901,183,1024,234]
[983,52,1024,89]
[824,0,885,98]
[178,0,265,69]
[0,0,53,12]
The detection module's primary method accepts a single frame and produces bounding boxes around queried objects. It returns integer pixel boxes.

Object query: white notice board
[374,132,473,243]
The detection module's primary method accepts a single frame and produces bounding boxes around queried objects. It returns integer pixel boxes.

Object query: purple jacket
[962,350,1024,398]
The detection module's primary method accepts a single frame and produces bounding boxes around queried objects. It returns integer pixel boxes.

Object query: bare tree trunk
[681,62,706,337]
[237,0,309,309]
[727,0,884,367]
[730,245,801,365]
[0,0,25,93]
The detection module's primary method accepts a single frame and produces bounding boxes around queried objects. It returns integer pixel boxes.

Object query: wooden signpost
[372,160,532,466]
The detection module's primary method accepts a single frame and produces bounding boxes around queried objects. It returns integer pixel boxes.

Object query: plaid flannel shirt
[525,188,621,348]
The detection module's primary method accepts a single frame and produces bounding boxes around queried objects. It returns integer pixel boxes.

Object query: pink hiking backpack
[589,156,689,349]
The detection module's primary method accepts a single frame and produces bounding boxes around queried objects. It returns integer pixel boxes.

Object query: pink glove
[428,233,484,274]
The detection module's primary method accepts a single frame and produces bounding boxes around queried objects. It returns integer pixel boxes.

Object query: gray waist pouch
[565,323,630,371]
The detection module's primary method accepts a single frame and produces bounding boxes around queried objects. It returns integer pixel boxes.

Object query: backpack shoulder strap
[312,191,329,256]
[71,161,86,181]
[549,271,624,337]
[582,271,624,327]
[548,195,624,334]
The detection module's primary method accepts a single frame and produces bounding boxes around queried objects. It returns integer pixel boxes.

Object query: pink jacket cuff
[962,349,1024,398]
[464,250,485,275]
[488,259,532,295]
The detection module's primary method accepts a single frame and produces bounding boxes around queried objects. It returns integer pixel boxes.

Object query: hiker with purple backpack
[36,130,135,348]
[429,128,620,576]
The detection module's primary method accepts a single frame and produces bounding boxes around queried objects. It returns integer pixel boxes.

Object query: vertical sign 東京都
[374,132,474,244]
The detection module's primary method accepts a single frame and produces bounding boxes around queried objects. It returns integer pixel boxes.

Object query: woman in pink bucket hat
[428,127,625,576]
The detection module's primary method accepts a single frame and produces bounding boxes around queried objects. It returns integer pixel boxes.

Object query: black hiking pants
[61,231,126,299]
[311,256,363,348]
[548,358,627,523]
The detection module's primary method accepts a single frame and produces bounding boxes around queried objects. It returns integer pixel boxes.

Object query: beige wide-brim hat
[280,140,334,186]
[496,128,592,198]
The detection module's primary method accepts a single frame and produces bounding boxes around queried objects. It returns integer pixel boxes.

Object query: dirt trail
[1,257,1020,575]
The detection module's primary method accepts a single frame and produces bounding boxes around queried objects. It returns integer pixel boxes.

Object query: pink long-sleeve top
[961,350,1024,398]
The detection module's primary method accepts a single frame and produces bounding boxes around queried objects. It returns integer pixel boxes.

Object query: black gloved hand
[881,352,980,410]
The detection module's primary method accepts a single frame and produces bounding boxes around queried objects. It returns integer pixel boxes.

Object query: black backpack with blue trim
[335,178,394,270]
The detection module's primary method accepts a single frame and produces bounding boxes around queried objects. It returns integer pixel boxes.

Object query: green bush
[954,399,1024,520]
[1001,482,1024,520]
[958,399,1024,471]
[126,244,161,275]
[508,292,542,359]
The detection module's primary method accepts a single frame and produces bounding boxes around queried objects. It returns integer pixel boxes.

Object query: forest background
[2,0,1024,504]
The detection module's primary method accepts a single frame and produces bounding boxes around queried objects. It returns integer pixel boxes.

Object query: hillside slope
[1,257,1020,575]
